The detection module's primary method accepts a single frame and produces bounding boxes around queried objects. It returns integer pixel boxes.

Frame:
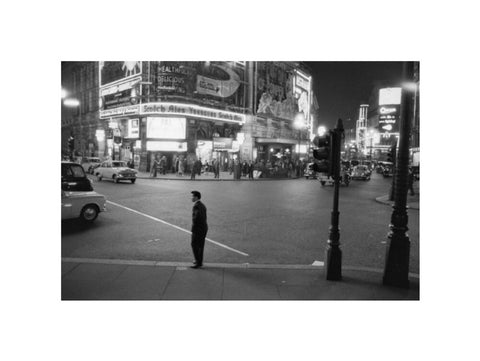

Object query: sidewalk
[61,258,419,300]
[135,170,300,181]
[375,182,420,210]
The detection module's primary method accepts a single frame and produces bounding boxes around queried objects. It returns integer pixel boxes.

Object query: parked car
[95,160,137,183]
[62,161,93,192]
[62,189,106,223]
[351,165,371,180]
[61,162,106,222]
[318,167,351,186]
[79,157,102,174]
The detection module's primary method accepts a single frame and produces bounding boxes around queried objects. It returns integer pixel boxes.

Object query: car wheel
[80,204,99,223]
[113,175,119,183]
[320,181,326,186]
[305,176,309,179]
[131,179,136,184]
[96,173,102,181]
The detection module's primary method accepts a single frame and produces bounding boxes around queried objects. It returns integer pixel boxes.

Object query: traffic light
[387,144,397,163]
[311,132,333,175]
[68,136,75,151]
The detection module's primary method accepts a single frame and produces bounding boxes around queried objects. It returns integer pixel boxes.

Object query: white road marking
[107,200,249,256]
[312,260,325,266]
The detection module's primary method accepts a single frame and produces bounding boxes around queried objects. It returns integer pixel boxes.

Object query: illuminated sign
[147,117,186,139]
[379,106,397,114]
[213,137,233,150]
[141,102,245,124]
[100,105,140,118]
[294,70,312,122]
[379,87,402,105]
[146,141,187,152]
[378,104,400,133]
[126,119,140,139]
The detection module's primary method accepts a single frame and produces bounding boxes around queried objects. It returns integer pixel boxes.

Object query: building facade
[61,61,314,173]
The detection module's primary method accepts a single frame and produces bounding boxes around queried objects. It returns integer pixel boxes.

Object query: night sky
[305,62,405,130]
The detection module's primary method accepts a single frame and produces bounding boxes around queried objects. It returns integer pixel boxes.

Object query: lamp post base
[383,232,410,288]
[325,244,342,281]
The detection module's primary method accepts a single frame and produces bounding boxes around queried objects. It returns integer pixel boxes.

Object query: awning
[255,138,297,145]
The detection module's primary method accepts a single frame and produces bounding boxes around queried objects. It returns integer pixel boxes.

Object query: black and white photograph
[61,60,420,300]
[3,1,480,361]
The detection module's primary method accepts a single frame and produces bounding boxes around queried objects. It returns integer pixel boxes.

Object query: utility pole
[383,62,416,288]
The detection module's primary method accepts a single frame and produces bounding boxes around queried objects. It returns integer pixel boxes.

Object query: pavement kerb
[135,175,301,181]
[375,194,419,210]
[61,257,419,279]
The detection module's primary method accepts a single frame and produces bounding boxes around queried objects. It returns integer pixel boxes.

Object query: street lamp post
[383,62,415,288]
[325,118,344,280]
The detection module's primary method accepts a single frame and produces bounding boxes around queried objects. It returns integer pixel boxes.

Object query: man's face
[191,195,198,202]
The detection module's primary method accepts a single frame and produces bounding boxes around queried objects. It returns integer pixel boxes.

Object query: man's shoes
[190,264,202,269]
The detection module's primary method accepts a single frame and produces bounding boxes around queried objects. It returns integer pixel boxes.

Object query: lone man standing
[190,190,208,268]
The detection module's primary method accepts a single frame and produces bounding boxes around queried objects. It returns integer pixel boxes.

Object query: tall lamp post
[383,62,416,288]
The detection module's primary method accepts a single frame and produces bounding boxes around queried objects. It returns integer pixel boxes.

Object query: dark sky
[305,62,405,130]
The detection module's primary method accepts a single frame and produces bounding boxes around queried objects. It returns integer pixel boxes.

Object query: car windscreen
[62,164,86,178]
[112,161,126,167]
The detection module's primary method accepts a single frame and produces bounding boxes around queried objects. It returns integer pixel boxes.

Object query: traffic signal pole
[325,118,344,280]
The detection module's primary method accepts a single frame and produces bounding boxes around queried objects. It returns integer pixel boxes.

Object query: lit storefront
[98,61,249,172]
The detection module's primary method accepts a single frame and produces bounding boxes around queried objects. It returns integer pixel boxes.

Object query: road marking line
[107,200,249,257]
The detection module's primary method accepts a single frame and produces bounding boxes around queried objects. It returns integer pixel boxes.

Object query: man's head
[191,190,201,202]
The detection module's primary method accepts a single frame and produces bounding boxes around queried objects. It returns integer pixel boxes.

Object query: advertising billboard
[100,61,142,86]
[146,117,186,139]
[378,104,400,133]
[256,62,297,120]
[155,61,246,107]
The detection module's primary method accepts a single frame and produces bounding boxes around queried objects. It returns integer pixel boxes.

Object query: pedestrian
[190,159,196,180]
[160,155,167,175]
[177,156,184,176]
[151,156,159,177]
[408,167,415,196]
[213,158,220,178]
[190,190,208,269]
[248,161,254,179]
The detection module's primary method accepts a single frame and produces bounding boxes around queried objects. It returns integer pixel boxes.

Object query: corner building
[63,62,314,175]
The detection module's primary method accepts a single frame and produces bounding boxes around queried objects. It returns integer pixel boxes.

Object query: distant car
[351,165,371,180]
[80,157,102,174]
[95,160,137,183]
[61,161,106,222]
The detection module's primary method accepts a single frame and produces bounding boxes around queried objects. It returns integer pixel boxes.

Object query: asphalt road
[61,173,419,273]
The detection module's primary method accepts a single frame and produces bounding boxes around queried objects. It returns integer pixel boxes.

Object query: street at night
[62,174,419,273]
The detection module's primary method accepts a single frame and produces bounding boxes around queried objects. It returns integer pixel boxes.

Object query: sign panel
[146,141,187,152]
[213,137,233,150]
[126,119,140,139]
[100,105,140,118]
[146,117,186,139]
[379,87,402,105]
[378,105,400,133]
[141,102,245,124]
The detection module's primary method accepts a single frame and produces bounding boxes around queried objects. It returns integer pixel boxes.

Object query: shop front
[99,102,246,173]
